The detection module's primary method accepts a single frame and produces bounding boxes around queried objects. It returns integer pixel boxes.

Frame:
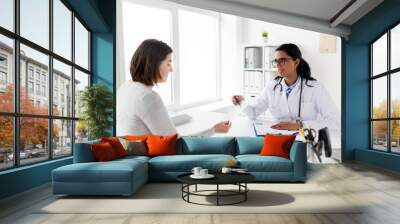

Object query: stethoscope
[274,77,304,123]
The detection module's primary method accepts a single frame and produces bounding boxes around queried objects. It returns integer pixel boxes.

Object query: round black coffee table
[177,173,255,206]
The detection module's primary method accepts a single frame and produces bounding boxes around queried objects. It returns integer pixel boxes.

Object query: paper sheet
[227,105,243,121]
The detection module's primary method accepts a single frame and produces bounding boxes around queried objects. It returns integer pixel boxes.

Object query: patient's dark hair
[273,43,316,91]
[130,39,172,86]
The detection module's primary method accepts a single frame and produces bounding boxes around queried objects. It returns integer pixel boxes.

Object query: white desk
[175,109,256,137]
[215,115,257,137]
[175,110,228,136]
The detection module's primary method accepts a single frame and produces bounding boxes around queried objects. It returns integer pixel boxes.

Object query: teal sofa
[52,137,307,196]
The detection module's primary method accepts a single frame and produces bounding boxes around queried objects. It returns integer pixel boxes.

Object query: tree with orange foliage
[0,85,13,149]
[372,100,388,140]
[0,84,60,151]
[372,99,400,144]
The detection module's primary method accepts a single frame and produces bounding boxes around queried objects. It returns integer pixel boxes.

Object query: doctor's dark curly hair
[273,43,316,91]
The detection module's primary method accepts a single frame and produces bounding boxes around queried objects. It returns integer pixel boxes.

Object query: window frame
[0,0,92,171]
[119,0,222,111]
[370,20,400,154]
[173,5,221,110]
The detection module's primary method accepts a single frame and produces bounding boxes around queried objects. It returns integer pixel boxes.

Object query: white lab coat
[240,78,340,131]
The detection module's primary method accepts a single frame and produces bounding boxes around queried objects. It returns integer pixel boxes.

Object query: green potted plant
[79,84,114,140]
[261,31,269,43]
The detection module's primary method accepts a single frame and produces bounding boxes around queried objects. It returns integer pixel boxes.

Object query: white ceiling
[223,0,383,26]
[225,0,353,24]
[166,0,384,37]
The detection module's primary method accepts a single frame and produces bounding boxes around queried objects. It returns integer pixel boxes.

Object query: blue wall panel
[91,32,115,136]
[92,33,114,87]
[349,0,400,45]
[344,0,400,171]
[343,44,369,160]
[0,158,72,199]
[91,0,116,135]
[355,149,400,172]
[65,0,109,32]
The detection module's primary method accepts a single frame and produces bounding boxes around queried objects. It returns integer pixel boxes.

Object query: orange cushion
[146,134,177,157]
[101,137,127,158]
[124,135,148,141]
[259,134,296,159]
[91,142,118,162]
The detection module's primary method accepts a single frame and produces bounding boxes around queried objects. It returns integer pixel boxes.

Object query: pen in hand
[231,95,244,106]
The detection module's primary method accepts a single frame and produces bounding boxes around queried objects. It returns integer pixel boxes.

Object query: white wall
[240,18,342,111]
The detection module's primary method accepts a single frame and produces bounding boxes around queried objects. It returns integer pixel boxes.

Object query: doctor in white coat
[232,43,339,132]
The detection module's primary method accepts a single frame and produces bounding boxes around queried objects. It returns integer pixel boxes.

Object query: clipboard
[253,120,298,136]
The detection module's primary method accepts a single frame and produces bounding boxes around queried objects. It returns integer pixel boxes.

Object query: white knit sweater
[116,81,214,136]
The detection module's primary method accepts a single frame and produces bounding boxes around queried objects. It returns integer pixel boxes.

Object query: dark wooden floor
[1,162,400,224]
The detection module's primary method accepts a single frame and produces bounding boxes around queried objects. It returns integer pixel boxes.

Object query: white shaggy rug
[38,183,361,214]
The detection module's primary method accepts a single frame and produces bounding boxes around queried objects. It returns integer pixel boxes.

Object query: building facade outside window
[0,71,6,85]
[0,54,7,67]
[28,81,34,94]
[0,53,7,91]
[0,0,91,170]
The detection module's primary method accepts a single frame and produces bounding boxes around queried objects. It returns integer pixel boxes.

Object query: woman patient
[117,39,231,136]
